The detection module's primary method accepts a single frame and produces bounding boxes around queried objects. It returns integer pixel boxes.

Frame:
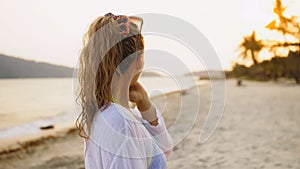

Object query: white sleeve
[133,106,174,155]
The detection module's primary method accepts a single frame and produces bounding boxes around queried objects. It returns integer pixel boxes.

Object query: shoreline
[0,80,209,155]
[0,123,76,155]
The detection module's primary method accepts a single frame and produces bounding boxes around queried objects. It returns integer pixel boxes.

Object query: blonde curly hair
[76,15,144,138]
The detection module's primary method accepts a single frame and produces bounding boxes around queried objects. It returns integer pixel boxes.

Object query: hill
[0,54,74,78]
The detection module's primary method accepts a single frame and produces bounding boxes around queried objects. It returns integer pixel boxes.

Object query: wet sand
[1,79,300,169]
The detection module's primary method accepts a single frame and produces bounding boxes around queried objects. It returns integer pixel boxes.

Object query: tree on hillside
[286,51,300,84]
[231,0,300,84]
[238,31,264,65]
[265,0,300,84]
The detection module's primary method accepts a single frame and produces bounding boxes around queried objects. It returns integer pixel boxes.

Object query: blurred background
[0,0,299,168]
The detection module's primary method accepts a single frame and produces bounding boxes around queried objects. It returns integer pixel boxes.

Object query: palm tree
[238,31,264,65]
[266,0,291,35]
[266,0,300,51]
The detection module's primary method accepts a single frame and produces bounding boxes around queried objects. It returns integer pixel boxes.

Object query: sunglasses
[104,13,144,59]
[128,16,143,33]
[104,13,143,37]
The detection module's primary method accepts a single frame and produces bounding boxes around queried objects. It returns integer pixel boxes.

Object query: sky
[0,0,300,73]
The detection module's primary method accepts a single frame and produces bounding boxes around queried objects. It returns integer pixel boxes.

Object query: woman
[76,13,173,169]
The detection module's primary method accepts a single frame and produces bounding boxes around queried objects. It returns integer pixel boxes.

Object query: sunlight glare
[238,0,275,29]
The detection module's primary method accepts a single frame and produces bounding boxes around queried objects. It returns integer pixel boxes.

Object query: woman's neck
[112,79,131,109]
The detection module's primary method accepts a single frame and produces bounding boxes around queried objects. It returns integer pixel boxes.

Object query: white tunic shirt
[84,102,173,169]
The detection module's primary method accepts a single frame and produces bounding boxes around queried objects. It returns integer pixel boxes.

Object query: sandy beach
[1,79,300,169]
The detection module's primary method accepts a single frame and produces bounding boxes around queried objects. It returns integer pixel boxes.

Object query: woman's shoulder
[93,103,127,131]
[93,103,142,132]
[89,103,148,142]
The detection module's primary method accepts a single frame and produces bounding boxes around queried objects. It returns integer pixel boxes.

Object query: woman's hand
[129,82,151,112]
[129,82,158,126]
